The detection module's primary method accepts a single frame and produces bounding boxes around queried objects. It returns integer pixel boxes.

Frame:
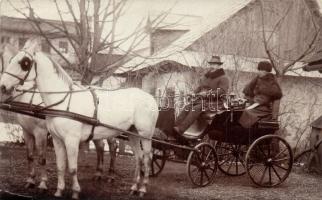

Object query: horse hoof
[25,182,36,189]
[129,190,137,196]
[38,188,47,194]
[107,177,115,183]
[139,192,145,198]
[72,192,79,200]
[54,189,63,198]
[38,182,48,191]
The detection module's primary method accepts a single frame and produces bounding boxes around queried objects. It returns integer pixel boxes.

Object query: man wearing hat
[239,61,283,128]
[173,56,230,142]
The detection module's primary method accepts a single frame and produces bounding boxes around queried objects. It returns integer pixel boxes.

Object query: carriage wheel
[216,142,247,176]
[294,139,322,171]
[187,143,218,187]
[246,135,293,187]
[150,147,167,177]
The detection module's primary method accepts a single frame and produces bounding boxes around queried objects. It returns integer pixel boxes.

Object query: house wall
[0,30,77,66]
[188,0,320,62]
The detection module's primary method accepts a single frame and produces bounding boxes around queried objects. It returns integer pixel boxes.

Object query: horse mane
[44,53,74,87]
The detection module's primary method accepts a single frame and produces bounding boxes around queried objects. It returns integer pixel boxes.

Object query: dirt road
[0,146,322,200]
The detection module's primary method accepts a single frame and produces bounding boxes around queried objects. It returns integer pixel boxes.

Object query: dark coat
[195,74,230,96]
[239,72,282,128]
[243,73,282,105]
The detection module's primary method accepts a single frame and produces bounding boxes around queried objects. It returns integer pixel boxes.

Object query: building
[0,15,77,66]
[116,0,322,148]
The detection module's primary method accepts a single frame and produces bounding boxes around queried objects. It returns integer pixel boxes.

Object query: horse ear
[4,43,18,55]
[23,37,40,55]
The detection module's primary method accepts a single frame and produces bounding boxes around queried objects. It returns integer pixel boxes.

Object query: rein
[0,53,3,74]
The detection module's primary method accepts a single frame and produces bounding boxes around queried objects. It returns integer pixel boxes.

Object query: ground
[0,145,322,200]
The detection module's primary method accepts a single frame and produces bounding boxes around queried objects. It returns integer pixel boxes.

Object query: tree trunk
[81,69,94,85]
[272,74,283,120]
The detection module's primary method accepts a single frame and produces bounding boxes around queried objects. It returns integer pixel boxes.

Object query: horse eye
[19,56,32,71]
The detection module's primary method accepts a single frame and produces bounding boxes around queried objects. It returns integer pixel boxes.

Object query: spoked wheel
[140,147,166,177]
[294,139,322,171]
[246,135,293,187]
[187,143,218,187]
[150,147,167,177]
[216,142,247,176]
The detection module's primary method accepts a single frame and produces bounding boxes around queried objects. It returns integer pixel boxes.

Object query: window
[59,41,68,53]
[18,38,28,49]
[41,40,50,53]
[1,36,10,44]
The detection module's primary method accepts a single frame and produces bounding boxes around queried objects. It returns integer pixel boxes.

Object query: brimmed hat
[208,55,223,65]
[257,61,272,72]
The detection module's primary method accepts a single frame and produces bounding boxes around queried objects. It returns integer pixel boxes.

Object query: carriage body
[200,104,293,187]
[151,94,293,188]
[207,109,279,145]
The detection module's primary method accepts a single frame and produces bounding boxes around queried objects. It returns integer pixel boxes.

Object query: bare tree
[7,0,168,85]
[258,0,321,126]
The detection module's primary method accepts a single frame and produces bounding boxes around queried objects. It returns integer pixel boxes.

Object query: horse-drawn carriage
[0,39,294,198]
[150,93,293,187]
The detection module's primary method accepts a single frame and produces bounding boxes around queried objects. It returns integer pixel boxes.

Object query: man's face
[258,70,268,77]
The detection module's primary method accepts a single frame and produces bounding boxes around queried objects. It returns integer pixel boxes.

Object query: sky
[0,0,321,51]
[0,0,249,50]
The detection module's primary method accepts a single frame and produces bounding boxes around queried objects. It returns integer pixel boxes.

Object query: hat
[257,61,272,72]
[205,68,225,79]
[208,55,223,65]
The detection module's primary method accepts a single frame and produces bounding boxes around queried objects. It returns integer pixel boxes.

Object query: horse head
[0,38,40,95]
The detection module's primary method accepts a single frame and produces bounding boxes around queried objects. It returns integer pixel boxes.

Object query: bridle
[3,51,37,86]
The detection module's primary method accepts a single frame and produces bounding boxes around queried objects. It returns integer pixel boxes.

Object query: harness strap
[66,85,73,112]
[86,88,99,142]
[29,86,37,106]
[0,53,3,74]
[36,92,70,111]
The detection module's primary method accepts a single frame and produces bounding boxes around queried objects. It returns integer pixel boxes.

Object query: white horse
[0,39,158,199]
[0,44,118,192]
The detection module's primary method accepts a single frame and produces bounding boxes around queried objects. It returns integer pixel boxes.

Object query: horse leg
[107,138,117,182]
[52,137,67,198]
[23,131,36,189]
[128,136,142,195]
[138,139,152,197]
[93,139,104,181]
[65,137,81,200]
[35,130,48,191]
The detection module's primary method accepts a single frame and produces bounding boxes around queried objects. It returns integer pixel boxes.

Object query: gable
[117,0,252,73]
[188,0,321,63]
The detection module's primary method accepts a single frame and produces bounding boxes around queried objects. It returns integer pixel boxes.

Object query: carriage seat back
[201,111,217,120]
[201,109,226,121]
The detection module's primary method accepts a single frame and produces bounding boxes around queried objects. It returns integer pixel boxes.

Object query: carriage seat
[256,119,280,130]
